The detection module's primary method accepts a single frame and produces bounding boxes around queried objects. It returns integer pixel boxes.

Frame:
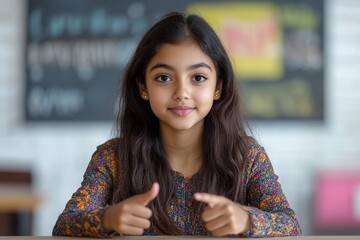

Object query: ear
[138,83,149,100]
[214,82,223,100]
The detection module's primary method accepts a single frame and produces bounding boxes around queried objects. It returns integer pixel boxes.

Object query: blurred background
[0,0,360,236]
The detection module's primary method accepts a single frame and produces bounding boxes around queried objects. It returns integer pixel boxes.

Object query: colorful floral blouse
[52,138,301,237]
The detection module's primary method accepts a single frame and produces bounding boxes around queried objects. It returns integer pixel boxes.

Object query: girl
[53,12,301,237]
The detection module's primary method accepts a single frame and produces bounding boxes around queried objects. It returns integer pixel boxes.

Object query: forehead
[147,40,215,70]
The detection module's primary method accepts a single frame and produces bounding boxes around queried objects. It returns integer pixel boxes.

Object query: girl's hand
[103,182,159,235]
[194,192,250,236]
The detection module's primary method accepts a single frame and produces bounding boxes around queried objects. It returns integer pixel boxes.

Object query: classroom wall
[0,0,359,235]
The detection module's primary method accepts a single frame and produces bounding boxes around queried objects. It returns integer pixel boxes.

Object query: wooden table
[0,236,359,240]
[0,184,43,235]
[0,184,42,212]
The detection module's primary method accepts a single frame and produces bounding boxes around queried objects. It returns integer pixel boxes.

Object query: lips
[168,106,195,116]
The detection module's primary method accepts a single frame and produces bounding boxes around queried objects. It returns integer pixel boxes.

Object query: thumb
[134,182,159,206]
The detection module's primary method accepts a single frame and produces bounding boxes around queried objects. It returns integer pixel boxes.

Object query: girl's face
[142,40,221,132]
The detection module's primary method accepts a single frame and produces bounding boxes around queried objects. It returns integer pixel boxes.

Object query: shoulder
[89,138,121,180]
[242,136,272,176]
[96,137,120,152]
[243,137,266,160]
[93,137,121,160]
[93,137,120,166]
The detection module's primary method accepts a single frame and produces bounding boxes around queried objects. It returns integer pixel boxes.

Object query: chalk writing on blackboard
[25,0,324,121]
[28,87,84,118]
[26,1,152,121]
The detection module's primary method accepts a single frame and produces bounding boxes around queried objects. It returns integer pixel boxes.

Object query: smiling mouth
[168,106,195,116]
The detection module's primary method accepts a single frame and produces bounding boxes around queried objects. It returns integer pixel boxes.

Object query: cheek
[149,88,167,101]
[195,87,215,101]
[148,92,167,114]
[195,90,215,109]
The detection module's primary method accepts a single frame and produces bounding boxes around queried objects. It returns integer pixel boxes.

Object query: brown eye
[192,75,207,82]
[156,75,171,82]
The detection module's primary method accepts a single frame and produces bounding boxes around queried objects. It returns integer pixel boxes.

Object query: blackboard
[25,0,324,121]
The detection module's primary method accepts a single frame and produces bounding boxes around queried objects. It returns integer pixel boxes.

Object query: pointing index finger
[193,192,224,208]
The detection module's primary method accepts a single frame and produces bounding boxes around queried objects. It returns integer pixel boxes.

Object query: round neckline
[171,170,200,182]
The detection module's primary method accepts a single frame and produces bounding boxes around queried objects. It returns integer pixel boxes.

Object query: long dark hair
[113,12,250,235]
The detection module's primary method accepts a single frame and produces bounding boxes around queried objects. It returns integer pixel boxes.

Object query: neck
[160,125,203,178]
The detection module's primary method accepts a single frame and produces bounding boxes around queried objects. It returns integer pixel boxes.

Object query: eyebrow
[149,62,213,72]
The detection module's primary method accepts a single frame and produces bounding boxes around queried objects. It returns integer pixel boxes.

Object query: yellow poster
[187,3,283,80]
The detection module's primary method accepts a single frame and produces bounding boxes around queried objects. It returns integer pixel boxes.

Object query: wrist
[102,206,114,231]
[242,211,251,234]
[239,205,251,234]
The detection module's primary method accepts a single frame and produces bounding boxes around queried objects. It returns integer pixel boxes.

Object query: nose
[172,79,189,101]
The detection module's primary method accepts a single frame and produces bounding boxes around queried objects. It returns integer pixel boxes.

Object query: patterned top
[52,138,301,237]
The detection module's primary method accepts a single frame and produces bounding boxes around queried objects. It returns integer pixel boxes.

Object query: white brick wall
[0,0,360,235]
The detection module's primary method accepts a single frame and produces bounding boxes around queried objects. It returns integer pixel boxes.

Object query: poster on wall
[25,0,324,121]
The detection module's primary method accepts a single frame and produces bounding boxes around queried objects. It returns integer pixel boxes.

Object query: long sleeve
[52,139,119,238]
[244,144,301,237]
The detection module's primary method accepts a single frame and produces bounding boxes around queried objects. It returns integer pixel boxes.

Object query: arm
[245,145,301,237]
[52,140,118,238]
